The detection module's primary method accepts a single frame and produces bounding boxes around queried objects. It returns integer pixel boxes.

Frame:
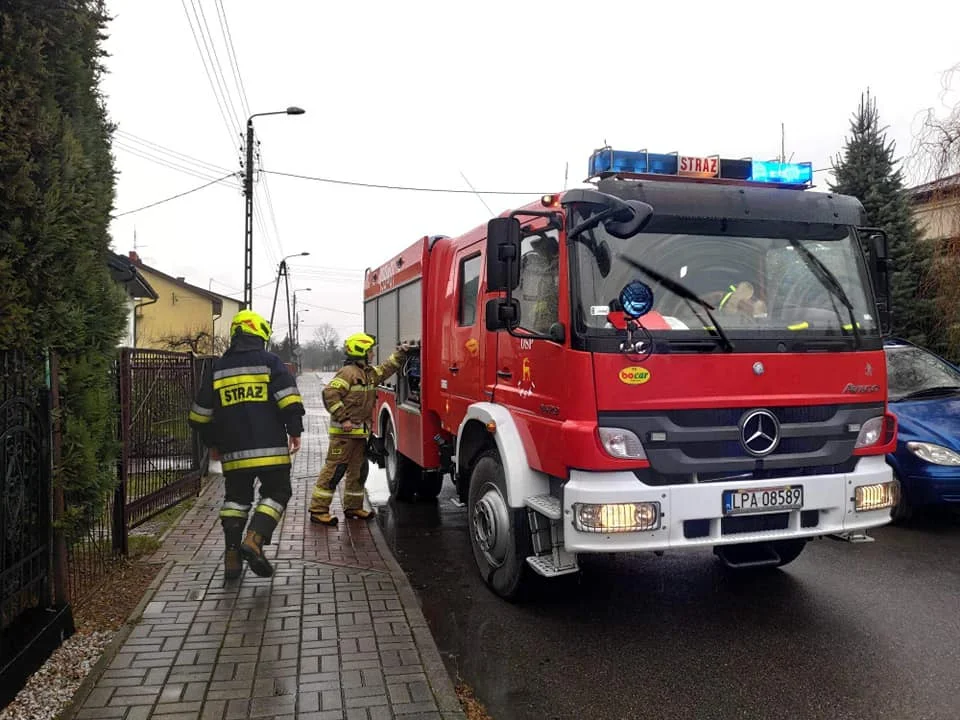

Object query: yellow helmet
[344,332,376,358]
[230,309,272,343]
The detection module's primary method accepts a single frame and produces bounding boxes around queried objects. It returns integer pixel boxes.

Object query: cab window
[517,228,560,333]
[458,254,481,326]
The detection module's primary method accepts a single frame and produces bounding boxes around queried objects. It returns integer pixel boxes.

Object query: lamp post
[292,288,311,346]
[243,106,305,309]
[295,309,309,373]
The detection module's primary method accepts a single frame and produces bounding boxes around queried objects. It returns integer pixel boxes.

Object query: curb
[57,559,175,720]
[368,509,466,718]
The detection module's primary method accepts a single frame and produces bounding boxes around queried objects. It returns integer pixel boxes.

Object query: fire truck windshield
[572,216,880,347]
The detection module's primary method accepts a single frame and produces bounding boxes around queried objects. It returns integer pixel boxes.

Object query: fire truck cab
[364,147,899,599]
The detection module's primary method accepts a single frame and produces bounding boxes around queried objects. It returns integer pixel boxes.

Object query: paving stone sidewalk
[69,373,464,720]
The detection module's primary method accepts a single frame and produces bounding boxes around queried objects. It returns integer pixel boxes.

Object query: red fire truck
[364,147,899,599]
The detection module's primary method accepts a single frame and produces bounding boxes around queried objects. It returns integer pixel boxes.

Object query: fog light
[573,502,660,533]
[854,481,897,512]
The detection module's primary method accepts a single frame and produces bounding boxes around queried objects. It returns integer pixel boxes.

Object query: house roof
[127,252,243,308]
[107,253,159,300]
[908,172,960,203]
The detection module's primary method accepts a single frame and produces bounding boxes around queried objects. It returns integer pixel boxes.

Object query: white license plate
[723,486,803,515]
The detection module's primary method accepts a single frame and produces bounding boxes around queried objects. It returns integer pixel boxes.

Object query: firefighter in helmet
[309,332,410,525]
[188,309,305,580]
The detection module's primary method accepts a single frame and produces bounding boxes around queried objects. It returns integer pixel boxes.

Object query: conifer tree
[830,91,937,348]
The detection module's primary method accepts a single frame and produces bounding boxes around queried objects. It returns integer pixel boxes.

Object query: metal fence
[0,351,51,632]
[112,349,210,553]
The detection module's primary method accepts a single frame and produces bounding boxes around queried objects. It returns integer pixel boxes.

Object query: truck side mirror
[486,217,522,292]
[859,227,892,335]
[485,298,519,331]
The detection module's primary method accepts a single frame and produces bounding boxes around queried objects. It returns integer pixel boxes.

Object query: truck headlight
[907,442,960,466]
[854,481,898,512]
[598,427,647,459]
[573,502,660,533]
[854,417,884,448]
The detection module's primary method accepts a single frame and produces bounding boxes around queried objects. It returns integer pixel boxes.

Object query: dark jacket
[188,334,305,473]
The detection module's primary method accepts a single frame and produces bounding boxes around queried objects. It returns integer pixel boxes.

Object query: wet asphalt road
[376,487,960,720]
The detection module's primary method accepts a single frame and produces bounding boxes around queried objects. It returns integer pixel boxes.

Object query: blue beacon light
[588,147,813,188]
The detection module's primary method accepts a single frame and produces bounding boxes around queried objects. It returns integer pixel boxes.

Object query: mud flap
[366,436,386,468]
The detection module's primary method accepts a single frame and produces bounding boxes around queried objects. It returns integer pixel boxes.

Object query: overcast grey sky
[102,0,960,341]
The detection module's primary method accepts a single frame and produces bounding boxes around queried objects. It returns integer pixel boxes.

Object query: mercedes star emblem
[753,362,765,376]
[740,409,781,457]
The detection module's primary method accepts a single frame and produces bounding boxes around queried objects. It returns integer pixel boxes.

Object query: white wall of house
[120,296,137,347]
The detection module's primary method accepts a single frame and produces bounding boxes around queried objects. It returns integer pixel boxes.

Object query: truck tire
[890,472,913,524]
[417,471,444,500]
[384,419,416,502]
[468,449,531,600]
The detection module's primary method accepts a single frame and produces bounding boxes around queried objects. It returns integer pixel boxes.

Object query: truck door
[492,225,566,477]
[439,244,484,426]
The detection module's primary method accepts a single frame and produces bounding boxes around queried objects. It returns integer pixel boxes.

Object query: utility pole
[269,253,310,328]
[243,119,255,309]
[242,106,306,309]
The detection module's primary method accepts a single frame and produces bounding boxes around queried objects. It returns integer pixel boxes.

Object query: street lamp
[269,252,310,328]
[292,287,311,345]
[295,309,309,373]
[243,107,306,308]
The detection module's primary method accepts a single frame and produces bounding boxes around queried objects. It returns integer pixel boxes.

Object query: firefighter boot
[310,512,339,526]
[222,518,245,580]
[224,549,243,580]
[240,530,274,577]
[345,507,376,520]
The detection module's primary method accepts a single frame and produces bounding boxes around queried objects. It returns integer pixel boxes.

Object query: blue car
[884,338,960,521]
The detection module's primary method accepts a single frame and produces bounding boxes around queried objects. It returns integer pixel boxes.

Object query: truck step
[828,532,875,544]
[526,553,579,578]
[525,494,562,520]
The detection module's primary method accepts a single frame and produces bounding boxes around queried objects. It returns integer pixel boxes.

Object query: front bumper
[903,469,960,506]
[562,455,893,553]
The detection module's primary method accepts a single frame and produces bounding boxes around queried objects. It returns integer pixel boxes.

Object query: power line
[115,130,232,174]
[215,0,251,119]
[112,173,236,218]
[191,0,243,135]
[298,301,362,316]
[181,0,238,152]
[113,140,238,184]
[261,168,547,195]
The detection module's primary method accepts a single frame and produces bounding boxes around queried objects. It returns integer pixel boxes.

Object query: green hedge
[0,1,126,536]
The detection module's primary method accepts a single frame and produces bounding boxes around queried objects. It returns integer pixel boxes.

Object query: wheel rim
[385,429,397,490]
[472,481,510,568]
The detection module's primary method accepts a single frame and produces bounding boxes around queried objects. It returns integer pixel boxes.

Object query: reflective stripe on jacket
[187,334,305,468]
[322,351,405,435]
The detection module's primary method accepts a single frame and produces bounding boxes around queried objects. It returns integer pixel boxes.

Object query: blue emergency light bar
[587,147,814,188]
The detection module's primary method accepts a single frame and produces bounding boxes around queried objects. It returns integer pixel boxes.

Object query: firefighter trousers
[219,467,292,547]
[309,436,370,515]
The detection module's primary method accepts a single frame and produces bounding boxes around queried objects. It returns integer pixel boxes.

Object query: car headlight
[598,427,647,459]
[906,442,960,466]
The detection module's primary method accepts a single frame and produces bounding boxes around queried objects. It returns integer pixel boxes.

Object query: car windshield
[885,346,960,402]
[572,213,879,343]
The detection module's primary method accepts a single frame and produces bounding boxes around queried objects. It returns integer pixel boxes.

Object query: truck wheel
[417,471,444,500]
[890,472,913,524]
[384,419,416,502]
[468,449,530,600]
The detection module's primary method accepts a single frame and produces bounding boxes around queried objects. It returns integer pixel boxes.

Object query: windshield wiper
[786,239,861,350]
[895,385,960,402]
[619,254,735,352]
